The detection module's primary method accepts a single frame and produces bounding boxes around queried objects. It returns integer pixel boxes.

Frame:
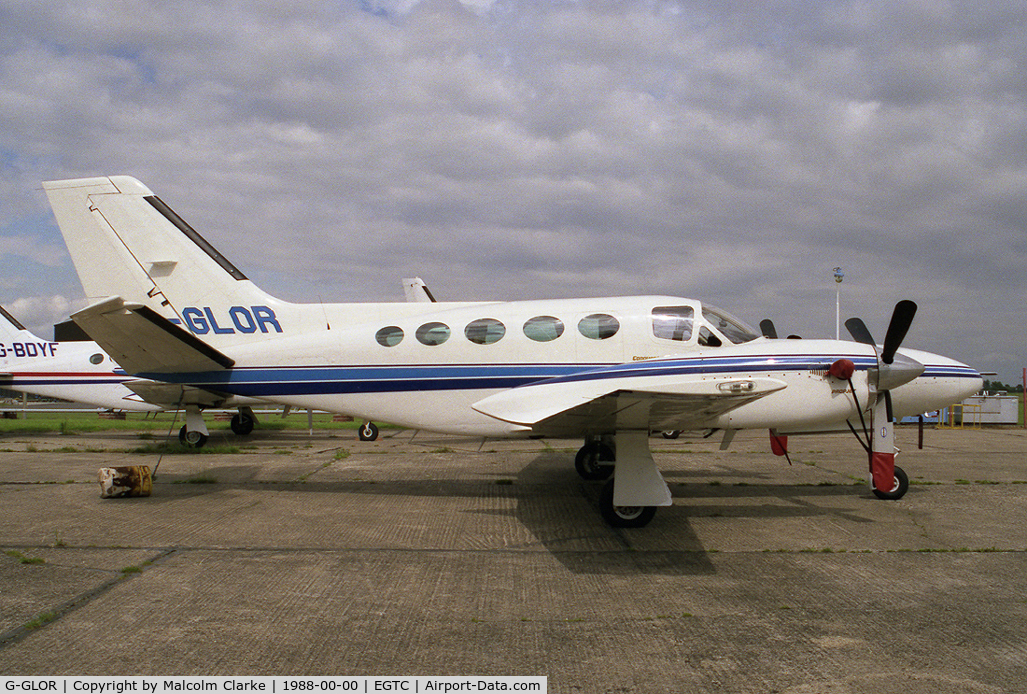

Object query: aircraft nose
[889,349,983,417]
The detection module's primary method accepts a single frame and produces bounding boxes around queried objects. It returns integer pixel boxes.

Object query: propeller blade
[881,300,917,364]
[844,317,875,346]
[759,319,778,339]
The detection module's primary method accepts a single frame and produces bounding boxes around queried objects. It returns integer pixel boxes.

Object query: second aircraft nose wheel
[230,413,255,435]
[358,422,379,441]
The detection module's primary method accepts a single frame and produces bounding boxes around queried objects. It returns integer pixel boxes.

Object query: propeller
[842,300,924,499]
[759,318,801,339]
[844,300,924,392]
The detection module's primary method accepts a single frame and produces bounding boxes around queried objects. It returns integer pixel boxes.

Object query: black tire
[661,430,681,439]
[872,465,909,500]
[599,479,657,528]
[358,422,379,441]
[574,443,614,480]
[230,413,255,435]
[178,425,208,448]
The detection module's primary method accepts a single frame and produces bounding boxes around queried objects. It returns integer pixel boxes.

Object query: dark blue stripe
[135,354,900,398]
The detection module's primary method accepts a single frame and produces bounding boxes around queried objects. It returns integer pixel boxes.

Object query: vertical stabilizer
[0,304,34,342]
[44,176,289,346]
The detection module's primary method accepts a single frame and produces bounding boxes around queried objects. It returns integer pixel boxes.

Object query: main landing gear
[574,432,671,528]
[574,437,614,480]
[178,406,258,448]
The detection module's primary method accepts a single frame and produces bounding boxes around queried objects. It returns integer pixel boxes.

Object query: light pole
[833,267,844,339]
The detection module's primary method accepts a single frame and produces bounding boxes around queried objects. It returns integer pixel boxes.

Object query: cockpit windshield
[701,305,760,344]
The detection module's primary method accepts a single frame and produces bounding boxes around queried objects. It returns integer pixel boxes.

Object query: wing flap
[72,297,234,374]
[473,373,787,436]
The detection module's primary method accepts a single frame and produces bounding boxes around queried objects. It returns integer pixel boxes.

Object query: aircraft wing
[71,297,234,375]
[472,365,787,436]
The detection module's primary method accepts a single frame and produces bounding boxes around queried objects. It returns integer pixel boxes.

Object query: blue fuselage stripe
[130,354,979,399]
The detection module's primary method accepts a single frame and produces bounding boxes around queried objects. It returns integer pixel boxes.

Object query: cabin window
[375,326,404,347]
[523,316,564,342]
[89,353,105,365]
[578,313,620,340]
[465,318,506,345]
[416,322,451,346]
[652,306,694,341]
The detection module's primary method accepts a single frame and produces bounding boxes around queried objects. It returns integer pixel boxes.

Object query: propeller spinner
[844,300,924,392]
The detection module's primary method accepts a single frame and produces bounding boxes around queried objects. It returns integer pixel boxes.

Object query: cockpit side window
[652,306,694,342]
[701,306,759,344]
[698,327,722,347]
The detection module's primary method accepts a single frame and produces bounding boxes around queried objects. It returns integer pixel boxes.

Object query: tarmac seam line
[0,547,177,650]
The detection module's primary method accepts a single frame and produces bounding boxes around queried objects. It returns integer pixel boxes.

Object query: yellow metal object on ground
[98,465,152,498]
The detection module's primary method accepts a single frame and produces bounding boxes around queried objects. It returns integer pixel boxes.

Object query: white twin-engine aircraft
[43,176,982,527]
[0,303,265,437]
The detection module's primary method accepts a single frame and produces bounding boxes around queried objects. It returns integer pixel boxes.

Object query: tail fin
[403,277,437,303]
[43,176,287,345]
[0,304,30,337]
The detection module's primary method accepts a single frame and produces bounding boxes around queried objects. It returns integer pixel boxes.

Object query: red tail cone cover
[770,433,788,456]
[871,452,895,492]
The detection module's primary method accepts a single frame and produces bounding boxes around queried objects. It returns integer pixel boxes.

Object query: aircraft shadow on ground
[139,451,877,577]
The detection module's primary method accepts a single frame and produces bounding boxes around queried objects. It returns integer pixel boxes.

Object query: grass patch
[333,449,350,460]
[128,443,242,455]
[23,611,58,630]
[4,550,45,565]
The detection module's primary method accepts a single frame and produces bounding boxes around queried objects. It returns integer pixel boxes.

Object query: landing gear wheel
[358,422,379,441]
[230,413,255,435]
[599,479,657,528]
[574,443,614,480]
[661,430,681,439]
[872,465,909,500]
[178,425,208,448]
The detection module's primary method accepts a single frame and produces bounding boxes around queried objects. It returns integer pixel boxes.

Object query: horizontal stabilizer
[72,297,234,375]
[473,366,786,435]
[123,380,233,408]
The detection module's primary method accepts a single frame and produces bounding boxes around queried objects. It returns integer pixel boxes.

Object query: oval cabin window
[416,322,451,346]
[523,316,565,342]
[465,318,506,345]
[577,314,620,340]
[375,326,404,347]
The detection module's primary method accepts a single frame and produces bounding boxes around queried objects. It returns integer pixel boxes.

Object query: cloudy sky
[1,0,1024,383]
